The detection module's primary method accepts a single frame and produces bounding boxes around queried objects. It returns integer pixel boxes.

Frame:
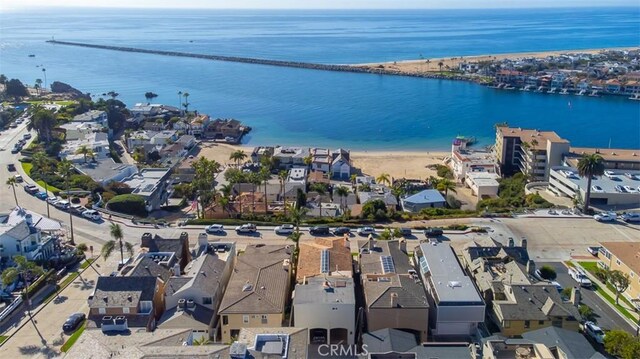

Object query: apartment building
[599,242,640,302]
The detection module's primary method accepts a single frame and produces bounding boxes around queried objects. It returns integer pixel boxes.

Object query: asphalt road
[539,262,636,334]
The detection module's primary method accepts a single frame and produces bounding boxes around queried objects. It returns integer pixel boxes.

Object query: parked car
[357,226,376,236]
[400,228,413,237]
[69,204,86,215]
[62,312,86,332]
[583,321,605,344]
[568,267,592,288]
[23,133,31,139]
[424,227,444,237]
[235,223,257,234]
[24,184,38,194]
[591,185,604,193]
[550,281,563,292]
[309,225,330,235]
[621,212,640,223]
[624,172,639,180]
[274,224,294,235]
[604,170,618,179]
[46,196,59,205]
[614,185,626,193]
[82,210,102,221]
[623,185,638,193]
[205,224,225,234]
[593,212,617,222]
[332,227,351,236]
[7,163,16,171]
[54,200,70,210]
[35,191,48,199]
[14,174,23,183]
[587,246,601,256]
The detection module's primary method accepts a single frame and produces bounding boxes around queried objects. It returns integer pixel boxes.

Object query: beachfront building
[0,208,58,261]
[465,172,500,198]
[400,189,446,212]
[598,242,640,302]
[415,242,485,338]
[121,168,174,212]
[71,110,107,126]
[331,148,352,180]
[494,126,570,181]
[548,166,640,207]
[359,239,429,342]
[273,146,310,170]
[564,147,640,171]
[449,138,497,182]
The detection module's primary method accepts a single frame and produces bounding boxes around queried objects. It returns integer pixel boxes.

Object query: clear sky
[2,0,638,10]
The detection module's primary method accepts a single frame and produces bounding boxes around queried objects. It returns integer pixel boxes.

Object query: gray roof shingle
[89,276,157,308]
[494,285,581,321]
[522,326,606,359]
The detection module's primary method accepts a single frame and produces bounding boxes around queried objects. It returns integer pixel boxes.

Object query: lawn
[20,162,63,193]
[80,258,95,270]
[25,100,77,106]
[60,321,86,352]
[59,272,79,289]
[578,261,637,322]
[0,335,7,344]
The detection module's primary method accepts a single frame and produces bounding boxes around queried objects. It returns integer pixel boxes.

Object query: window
[222,315,228,325]
[616,259,621,266]
[538,320,545,325]
[524,320,530,329]
[261,315,268,324]
[631,272,635,278]
[122,307,130,314]
[202,297,212,305]
[98,308,106,314]
[503,320,510,328]
[243,315,249,324]
[16,244,20,252]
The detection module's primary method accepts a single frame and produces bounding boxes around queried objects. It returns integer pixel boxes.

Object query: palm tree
[577,154,605,213]
[76,145,95,163]
[102,223,134,269]
[57,159,76,245]
[32,151,51,217]
[76,243,101,275]
[218,196,230,217]
[288,205,308,233]
[303,155,312,168]
[229,150,247,167]
[260,167,271,214]
[182,92,190,113]
[350,174,357,186]
[177,91,183,111]
[278,170,288,216]
[34,78,42,96]
[310,183,326,217]
[41,68,47,89]
[376,173,391,187]
[438,61,444,72]
[437,178,457,198]
[335,186,349,214]
[6,177,19,207]
[1,255,44,318]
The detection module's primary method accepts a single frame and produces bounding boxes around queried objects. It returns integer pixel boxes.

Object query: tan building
[565,147,640,171]
[296,236,353,283]
[494,126,570,180]
[599,242,640,302]
[218,245,292,343]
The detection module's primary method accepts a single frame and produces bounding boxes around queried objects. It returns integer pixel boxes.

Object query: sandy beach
[196,143,449,181]
[353,47,637,75]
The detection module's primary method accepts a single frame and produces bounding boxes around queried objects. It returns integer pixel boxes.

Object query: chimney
[368,236,375,251]
[197,232,208,248]
[25,214,33,226]
[521,238,527,250]
[178,298,186,309]
[570,287,581,307]
[391,292,398,308]
[180,232,189,242]
[141,233,153,248]
[508,238,514,247]
[526,260,536,276]
[399,239,407,254]
[173,263,180,277]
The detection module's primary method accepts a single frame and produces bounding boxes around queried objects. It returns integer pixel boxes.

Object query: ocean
[1,7,639,150]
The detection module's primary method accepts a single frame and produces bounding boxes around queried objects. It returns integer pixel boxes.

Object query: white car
[590,185,604,193]
[205,224,224,234]
[623,186,638,193]
[274,224,294,235]
[54,200,70,210]
[235,223,257,234]
[46,196,59,205]
[624,173,639,180]
[583,321,605,344]
[621,212,640,223]
[357,226,376,236]
[14,174,24,183]
[82,210,101,221]
[594,212,617,222]
[568,267,592,288]
[604,170,618,179]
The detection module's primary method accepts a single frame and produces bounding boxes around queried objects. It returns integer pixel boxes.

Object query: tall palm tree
[1,255,44,318]
[34,78,42,96]
[102,223,134,269]
[76,243,100,275]
[260,167,271,214]
[57,159,76,245]
[335,186,349,214]
[436,178,457,198]
[310,183,326,217]
[438,61,444,72]
[177,91,183,113]
[182,92,190,113]
[32,151,51,217]
[6,177,19,207]
[229,150,247,167]
[376,173,391,187]
[218,196,230,217]
[577,154,605,213]
[278,170,288,216]
[75,145,94,163]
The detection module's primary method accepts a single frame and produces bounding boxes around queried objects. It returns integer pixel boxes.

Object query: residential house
[251,146,275,164]
[126,130,157,150]
[140,232,192,272]
[293,277,356,345]
[495,70,524,85]
[623,80,640,95]
[150,130,178,145]
[331,148,352,180]
[400,189,446,212]
[296,237,353,283]
[274,146,310,170]
[362,328,474,359]
[187,114,210,137]
[87,276,162,332]
[521,326,607,359]
[203,118,247,140]
[121,168,174,211]
[60,121,107,141]
[449,138,497,182]
[359,239,429,342]
[218,245,292,343]
[71,110,107,126]
[310,148,332,173]
[74,161,138,186]
[176,134,196,150]
[598,242,640,302]
[233,327,309,359]
[143,120,169,132]
[465,172,500,198]
[605,79,622,93]
[415,241,485,337]
[358,185,399,209]
[0,208,56,261]
[1,207,62,233]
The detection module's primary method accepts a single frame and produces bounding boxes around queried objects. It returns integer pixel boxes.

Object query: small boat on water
[629,94,640,101]
[504,85,516,90]
[589,90,600,97]
[28,54,35,57]
[521,85,532,91]
[534,86,545,93]
[577,90,586,96]
[548,87,557,94]
[559,88,569,95]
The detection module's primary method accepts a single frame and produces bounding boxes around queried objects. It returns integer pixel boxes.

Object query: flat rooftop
[498,127,569,150]
[551,166,640,194]
[418,242,483,304]
[567,147,640,164]
[466,172,500,187]
[453,150,495,165]
[294,277,355,305]
[122,168,171,196]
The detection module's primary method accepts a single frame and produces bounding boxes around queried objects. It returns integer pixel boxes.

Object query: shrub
[435,164,453,179]
[101,191,116,204]
[579,304,596,322]
[361,199,388,221]
[539,265,557,280]
[446,194,462,209]
[106,194,147,216]
[105,182,132,195]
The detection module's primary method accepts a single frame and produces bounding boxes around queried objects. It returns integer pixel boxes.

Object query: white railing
[0,296,23,323]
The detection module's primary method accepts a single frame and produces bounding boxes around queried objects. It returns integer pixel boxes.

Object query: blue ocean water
[0,7,639,150]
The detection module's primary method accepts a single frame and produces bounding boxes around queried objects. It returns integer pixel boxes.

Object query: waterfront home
[250,146,275,164]
[296,237,353,283]
[449,138,497,182]
[293,277,356,345]
[187,114,210,137]
[273,146,309,169]
[359,239,429,342]
[622,80,640,94]
[598,242,640,302]
[218,245,292,343]
[87,276,162,332]
[121,168,174,212]
[0,207,57,261]
[331,148,352,179]
[358,185,398,208]
[465,172,500,198]
[203,118,246,140]
[400,189,446,212]
[415,241,484,338]
[495,70,524,85]
[310,147,332,173]
[72,110,107,126]
[286,166,308,194]
[130,103,180,120]
[605,79,622,93]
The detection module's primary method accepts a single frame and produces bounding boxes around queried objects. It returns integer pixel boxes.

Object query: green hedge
[106,194,147,216]
[25,269,55,299]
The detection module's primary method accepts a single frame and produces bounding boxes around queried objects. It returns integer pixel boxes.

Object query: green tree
[75,145,95,163]
[34,78,43,96]
[379,228,392,240]
[191,157,221,218]
[76,243,100,275]
[102,223,134,268]
[335,186,349,213]
[5,78,29,100]
[437,178,457,197]
[437,61,444,71]
[578,304,596,322]
[609,270,630,305]
[0,74,7,84]
[622,340,640,359]
[350,174,357,186]
[259,167,271,214]
[278,170,288,216]
[182,92,190,112]
[296,188,306,209]
[376,173,391,187]
[577,154,605,213]
[30,106,56,143]
[1,255,44,317]
[303,154,312,167]
[604,330,634,358]
[32,151,52,217]
[6,176,19,207]
[287,205,308,275]
[310,183,327,217]
[538,265,557,280]
[57,159,76,244]
[361,199,388,221]
[229,150,247,167]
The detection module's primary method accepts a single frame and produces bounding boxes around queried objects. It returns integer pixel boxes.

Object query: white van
[82,210,101,221]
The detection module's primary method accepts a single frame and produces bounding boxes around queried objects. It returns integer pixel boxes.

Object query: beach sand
[196,143,449,181]
[353,47,637,75]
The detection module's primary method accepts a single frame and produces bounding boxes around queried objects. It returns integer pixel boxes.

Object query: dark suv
[309,226,330,235]
[424,227,444,237]
[332,227,351,236]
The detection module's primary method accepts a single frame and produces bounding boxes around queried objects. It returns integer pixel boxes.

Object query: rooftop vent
[242,282,253,292]
[448,281,461,288]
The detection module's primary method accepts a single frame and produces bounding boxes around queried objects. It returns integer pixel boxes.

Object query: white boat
[589,90,600,97]
[521,85,532,91]
[534,86,545,92]
[559,88,569,95]
[577,90,586,96]
[504,85,516,90]
[548,87,557,94]
[629,94,640,101]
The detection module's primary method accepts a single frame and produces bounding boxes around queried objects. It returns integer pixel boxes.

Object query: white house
[331,149,352,180]
[465,172,500,198]
[71,110,107,126]
[0,208,58,261]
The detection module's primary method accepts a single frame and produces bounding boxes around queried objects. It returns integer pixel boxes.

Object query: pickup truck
[568,267,592,288]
